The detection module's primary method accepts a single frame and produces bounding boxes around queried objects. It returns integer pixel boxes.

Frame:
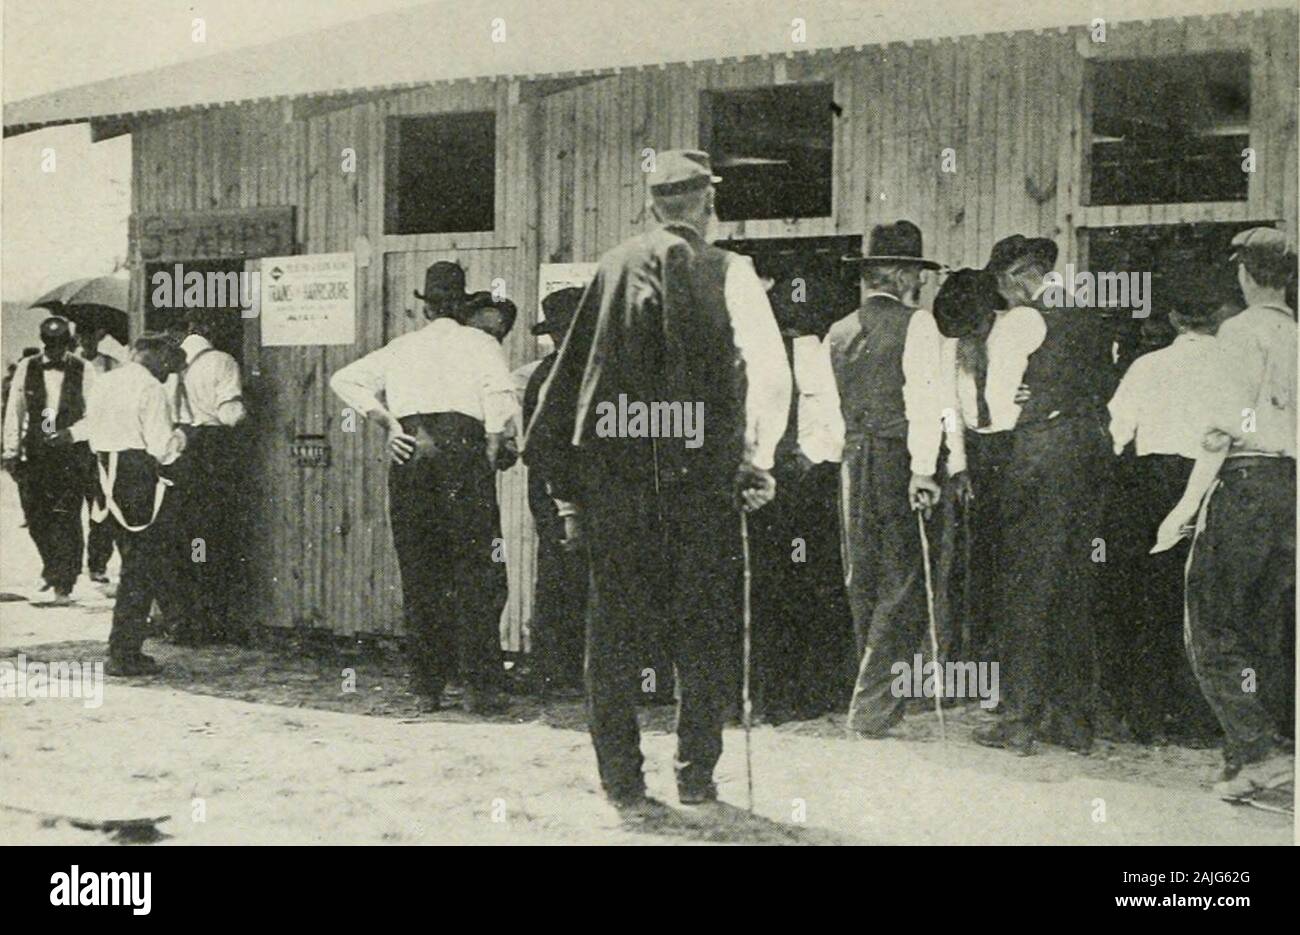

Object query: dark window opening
[145,259,248,366]
[385,112,496,234]
[701,84,835,222]
[1087,52,1250,206]
[719,235,862,337]
[1086,220,1268,370]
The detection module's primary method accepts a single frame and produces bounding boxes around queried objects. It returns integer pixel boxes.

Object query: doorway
[144,258,250,364]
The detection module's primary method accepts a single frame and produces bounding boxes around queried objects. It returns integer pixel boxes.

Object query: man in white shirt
[331,260,518,716]
[2,317,95,604]
[1104,304,1223,743]
[524,151,791,809]
[59,334,188,674]
[163,315,247,646]
[1183,227,1296,799]
[749,270,851,723]
[74,325,122,584]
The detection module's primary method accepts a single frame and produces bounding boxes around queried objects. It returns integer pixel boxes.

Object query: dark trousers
[15,447,84,593]
[1000,414,1108,737]
[843,433,930,733]
[106,452,185,660]
[583,480,741,800]
[1100,454,1218,740]
[388,413,506,698]
[751,460,855,719]
[1186,457,1296,768]
[960,430,1013,664]
[169,426,243,640]
[531,520,589,691]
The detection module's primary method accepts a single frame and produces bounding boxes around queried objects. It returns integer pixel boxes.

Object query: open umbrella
[31,276,130,344]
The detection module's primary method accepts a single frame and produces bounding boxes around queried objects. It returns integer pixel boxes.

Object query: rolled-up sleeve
[793,335,844,464]
[476,338,520,435]
[329,345,392,417]
[211,355,246,427]
[140,382,187,466]
[724,256,792,471]
[903,310,949,476]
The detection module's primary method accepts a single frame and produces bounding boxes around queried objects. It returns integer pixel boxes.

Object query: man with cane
[525,150,790,813]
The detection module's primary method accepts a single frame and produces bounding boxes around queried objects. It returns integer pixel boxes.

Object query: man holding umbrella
[2,317,95,604]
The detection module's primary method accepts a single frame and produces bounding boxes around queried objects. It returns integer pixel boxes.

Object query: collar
[427,316,461,333]
[180,333,213,362]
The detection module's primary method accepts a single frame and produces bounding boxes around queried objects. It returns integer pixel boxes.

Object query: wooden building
[6,0,1297,649]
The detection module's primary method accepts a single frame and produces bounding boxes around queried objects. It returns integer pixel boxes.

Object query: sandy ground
[0,474,1292,845]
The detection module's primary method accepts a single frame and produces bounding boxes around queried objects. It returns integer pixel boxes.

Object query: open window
[700,84,835,222]
[385,112,496,235]
[1086,51,1250,205]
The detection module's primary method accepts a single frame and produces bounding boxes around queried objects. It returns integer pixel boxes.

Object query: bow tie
[42,359,68,371]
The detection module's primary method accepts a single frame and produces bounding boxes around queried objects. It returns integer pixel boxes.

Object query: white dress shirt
[170,334,246,427]
[981,304,1047,431]
[724,255,793,471]
[1205,303,1296,458]
[2,353,96,460]
[69,361,186,466]
[1108,332,1224,458]
[791,334,844,464]
[903,309,963,475]
[330,316,519,434]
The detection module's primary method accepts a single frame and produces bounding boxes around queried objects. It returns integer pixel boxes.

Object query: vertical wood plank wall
[128,9,1298,643]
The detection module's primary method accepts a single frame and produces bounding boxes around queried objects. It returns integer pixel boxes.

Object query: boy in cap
[2,317,95,605]
[525,149,791,809]
[1171,227,1296,799]
[827,220,944,737]
[522,286,587,695]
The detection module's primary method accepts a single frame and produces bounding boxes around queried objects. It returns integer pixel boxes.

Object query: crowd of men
[2,311,247,673]
[2,146,1293,814]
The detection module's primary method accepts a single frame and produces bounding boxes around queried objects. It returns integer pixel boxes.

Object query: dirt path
[0,476,1291,845]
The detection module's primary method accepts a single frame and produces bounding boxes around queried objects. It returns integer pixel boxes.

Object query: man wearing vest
[750,269,851,723]
[58,334,188,674]
[829,221,944,737]
[525,150,791,810]
[2,317,94,605]
[973,235,1115,756]
[168,314,247,645]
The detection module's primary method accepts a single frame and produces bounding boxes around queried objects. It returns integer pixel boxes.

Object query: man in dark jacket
[525,150,790,809]
[522,286,587,695]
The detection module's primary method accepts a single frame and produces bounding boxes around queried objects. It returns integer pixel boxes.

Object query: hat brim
[843,254,943,271]
[531,321,565,336]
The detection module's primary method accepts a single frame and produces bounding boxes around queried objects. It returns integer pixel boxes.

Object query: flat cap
[647,149,721,196]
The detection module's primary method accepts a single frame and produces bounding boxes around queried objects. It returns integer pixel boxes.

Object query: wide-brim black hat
[533,286,584,336]
[843,220,941,270]
[985,235,1058,275]
[934,268,1005,339]
[413,261,467,301]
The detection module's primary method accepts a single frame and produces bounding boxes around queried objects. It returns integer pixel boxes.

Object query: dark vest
[22,354,85,456]
[1017,301,1115,427]
[828,293,912,440]
[523,222,744,502]
[773,335,802,472]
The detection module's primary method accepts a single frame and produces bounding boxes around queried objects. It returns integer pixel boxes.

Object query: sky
[0,0,431,306]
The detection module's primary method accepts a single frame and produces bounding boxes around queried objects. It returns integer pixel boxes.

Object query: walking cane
[739,509,755,814]
[916,509,947,743]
